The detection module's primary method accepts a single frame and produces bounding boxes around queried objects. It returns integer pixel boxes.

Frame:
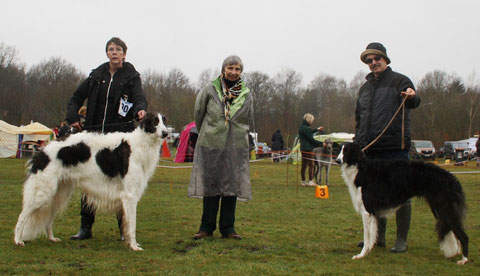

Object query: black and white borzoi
[336,143,469,264]
[14,113,167,251]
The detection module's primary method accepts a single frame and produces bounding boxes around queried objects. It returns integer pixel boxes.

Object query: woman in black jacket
[66,37,147,240]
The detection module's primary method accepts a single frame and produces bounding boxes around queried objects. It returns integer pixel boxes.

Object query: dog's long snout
[335,158,342,164]
[161,131,168,138]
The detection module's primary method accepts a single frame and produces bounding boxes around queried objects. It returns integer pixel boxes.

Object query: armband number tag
[118,97,133,117]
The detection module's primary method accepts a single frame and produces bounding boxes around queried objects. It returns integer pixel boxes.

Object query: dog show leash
[361,95,408,152]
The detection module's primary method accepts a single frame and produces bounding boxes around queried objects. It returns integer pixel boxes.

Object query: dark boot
[70,223,92,240]
[390,201,411,253]
[357,217,386,248]
[70,194,94,240]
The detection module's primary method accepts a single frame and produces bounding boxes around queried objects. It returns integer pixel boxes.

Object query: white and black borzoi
[14,113,167,251]
[336,143,469,264]
[313,138,333,185]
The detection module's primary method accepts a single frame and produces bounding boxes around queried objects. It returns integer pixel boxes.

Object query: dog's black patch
[57,142,91,167]
[140,113,160,133]
[30,151,50,174]
[95,140,131,178]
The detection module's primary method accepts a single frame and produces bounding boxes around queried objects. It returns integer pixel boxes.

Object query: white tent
[0,120,54,158]
[0,120,20,158]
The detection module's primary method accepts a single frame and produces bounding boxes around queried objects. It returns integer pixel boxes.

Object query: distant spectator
[271,129,284,163]
[476,137,480,167]
[298,113,324,186]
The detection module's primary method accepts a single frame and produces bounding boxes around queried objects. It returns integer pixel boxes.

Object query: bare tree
[0,43,28,125]
[26,57,84,126]
[197,68,219,90]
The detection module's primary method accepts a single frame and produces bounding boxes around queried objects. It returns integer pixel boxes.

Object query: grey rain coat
[188,77,253,201]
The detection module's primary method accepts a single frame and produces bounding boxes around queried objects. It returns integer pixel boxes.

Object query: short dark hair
[105,37,127,53]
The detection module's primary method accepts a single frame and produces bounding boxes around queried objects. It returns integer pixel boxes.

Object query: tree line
[1,42,479,148]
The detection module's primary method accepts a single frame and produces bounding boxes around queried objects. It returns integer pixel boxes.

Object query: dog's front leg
[353,208,377,259]
[325,165,330,185]
[122,198,143,251]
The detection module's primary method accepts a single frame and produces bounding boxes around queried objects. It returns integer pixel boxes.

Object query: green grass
[1,158,479,275]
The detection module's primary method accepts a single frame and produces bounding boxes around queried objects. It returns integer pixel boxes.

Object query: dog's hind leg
[433,194,469,264]
[14,205,36,246]
[353,208,377,260]
[14,176,59,246]
[46,180,75,243]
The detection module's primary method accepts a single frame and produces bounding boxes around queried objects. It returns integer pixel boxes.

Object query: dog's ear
[140,113,160,133]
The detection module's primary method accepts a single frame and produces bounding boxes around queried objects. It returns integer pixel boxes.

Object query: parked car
[443,141,469,161]
[255,142,271,159]
[409,140,435,160]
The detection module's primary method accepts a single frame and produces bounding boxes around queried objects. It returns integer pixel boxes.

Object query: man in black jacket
[354,42,420,253]
[66,37,147,240]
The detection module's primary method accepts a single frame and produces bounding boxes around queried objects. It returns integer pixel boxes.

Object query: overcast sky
[1,0,479,86]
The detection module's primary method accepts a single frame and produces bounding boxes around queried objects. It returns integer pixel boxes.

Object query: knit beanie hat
[360,42,391,64]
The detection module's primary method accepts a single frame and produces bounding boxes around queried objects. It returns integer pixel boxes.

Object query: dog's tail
[16,177,75,241]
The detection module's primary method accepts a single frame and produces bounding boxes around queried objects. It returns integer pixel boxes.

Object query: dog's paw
[49,237,62,243]
[457,256,468,265]
[130,245,144,251]
[352,254,364,260]
[129,242,143,251]
[14,240,25,247]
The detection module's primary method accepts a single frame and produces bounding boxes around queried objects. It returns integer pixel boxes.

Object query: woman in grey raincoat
[189,55,253,240]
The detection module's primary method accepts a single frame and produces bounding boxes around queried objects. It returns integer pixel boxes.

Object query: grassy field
[0,157,479,275]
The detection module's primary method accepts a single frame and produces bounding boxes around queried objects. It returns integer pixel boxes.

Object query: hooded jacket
[66,62,147,133]
[354,67,420,151]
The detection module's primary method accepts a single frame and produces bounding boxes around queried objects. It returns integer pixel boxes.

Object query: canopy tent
[289,132,354,164]
[0,120,54,158]
[174,122,198,163]
[0,120,20,158]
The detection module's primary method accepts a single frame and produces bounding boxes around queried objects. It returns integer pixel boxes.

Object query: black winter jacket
[271,130,284,151]
[66,62,147,133]
[354,67,420,151]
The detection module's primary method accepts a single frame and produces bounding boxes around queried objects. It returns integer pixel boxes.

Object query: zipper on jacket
[102,73,115,133]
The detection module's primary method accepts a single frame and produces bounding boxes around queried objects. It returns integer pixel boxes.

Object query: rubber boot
[70,195,94,240]
[70,223,92,240]
[390,201,411,253]
[357,217,386,248]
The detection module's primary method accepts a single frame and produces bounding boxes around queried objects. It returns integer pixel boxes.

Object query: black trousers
[199,196,237,236]
[80,193,123,230]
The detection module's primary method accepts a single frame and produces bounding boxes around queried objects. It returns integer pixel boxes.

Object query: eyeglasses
[366,56,382,64]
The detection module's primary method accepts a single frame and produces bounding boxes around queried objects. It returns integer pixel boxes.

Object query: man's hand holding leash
[401,88,416,99]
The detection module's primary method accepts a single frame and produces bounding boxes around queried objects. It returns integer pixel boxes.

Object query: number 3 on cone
[315,185,329,199]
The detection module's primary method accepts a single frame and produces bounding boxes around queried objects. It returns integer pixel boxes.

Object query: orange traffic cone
[161,140,171,157]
